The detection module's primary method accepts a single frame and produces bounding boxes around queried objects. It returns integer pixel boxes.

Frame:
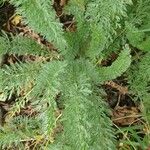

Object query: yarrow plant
[0,0,150,149]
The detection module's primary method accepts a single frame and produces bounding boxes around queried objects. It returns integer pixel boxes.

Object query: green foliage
[128,0,150,26]
[138,36,150,51]
[0,0,4,5]
[99,45,131,83]
[128,52,150,119]
[126,0,150,100]
[0,0,150,149]
[116,125,149,150]
[64,0,132,59]
[0,35,49,56]
[9,0,67,51]
[0,116,44,149]
[126,22,145,47]
[0,62,41,95]
[53,60,116,149]
[126,0,150,52]
[126,22,150,51]
[85,0,131,57]
[129,53,150,96]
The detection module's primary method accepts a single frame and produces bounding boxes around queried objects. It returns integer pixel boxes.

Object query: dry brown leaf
[10,14,22,26]
[112,106,140,126]
[105,81,128,95]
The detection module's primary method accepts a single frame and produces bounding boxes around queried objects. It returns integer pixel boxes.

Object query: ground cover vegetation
[0,0,150,149]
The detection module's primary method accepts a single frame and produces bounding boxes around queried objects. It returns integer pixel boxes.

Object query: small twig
[112,114,142,121]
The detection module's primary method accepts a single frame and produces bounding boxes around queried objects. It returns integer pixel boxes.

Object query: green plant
[0,0,150,149]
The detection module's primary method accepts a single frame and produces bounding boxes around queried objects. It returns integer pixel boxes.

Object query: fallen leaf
[11,14,22,26]
[112,106,140,126]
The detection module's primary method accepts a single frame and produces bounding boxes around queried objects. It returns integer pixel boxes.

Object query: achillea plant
[0,0,150,149]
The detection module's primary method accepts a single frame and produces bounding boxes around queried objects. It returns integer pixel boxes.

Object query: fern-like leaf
[5,61,66,120]
[0,62,41,95]
[128,52,150,123]
[98,45,131,82]
[128,52,150,98]
[85,0,131,59]
[0,35,51,56]
[10,0,67,51]
[59,60,116,149]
